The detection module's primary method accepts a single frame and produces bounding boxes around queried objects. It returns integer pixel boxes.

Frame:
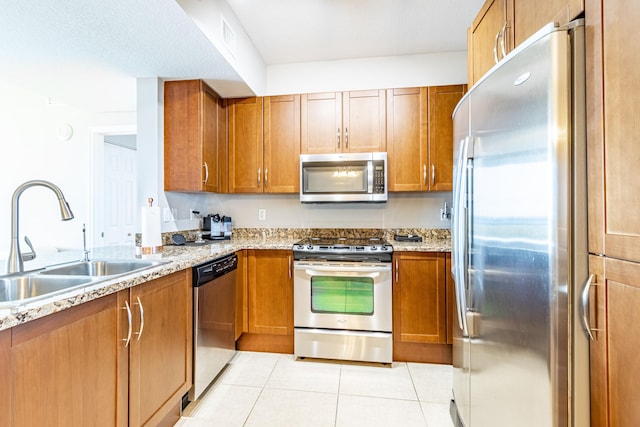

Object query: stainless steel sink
[0,275,95,305]
[40,260,167,277]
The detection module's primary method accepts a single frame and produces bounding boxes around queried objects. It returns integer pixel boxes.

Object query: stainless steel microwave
[300,152,387,203]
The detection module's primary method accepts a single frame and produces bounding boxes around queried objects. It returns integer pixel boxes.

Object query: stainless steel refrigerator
[450,20,591,427]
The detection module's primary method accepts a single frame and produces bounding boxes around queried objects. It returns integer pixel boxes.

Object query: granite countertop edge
[0,233,451,331]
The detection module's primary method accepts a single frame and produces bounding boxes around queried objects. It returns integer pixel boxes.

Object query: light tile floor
[176,351,454,427]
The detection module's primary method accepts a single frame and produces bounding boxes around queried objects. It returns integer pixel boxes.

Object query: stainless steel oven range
[293,237,393,363]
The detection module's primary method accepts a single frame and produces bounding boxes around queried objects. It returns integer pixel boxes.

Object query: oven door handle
[297,265,391,275]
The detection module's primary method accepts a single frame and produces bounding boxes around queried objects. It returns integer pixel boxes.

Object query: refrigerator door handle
[580,273,595,340]
[452,136,470,335]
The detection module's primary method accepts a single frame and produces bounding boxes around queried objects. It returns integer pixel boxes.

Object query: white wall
[0,79,136,262]
[266,51,468,95]
[180,192,451,230]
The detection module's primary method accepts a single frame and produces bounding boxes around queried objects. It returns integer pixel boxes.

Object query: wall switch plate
[163,208,176,222]
[258,209,266,221]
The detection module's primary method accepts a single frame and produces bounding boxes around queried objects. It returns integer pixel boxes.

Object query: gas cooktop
[292,237,393,262]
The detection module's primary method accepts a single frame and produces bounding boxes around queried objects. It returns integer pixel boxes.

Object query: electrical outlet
[258,209,266,221]
[440,201,452,221]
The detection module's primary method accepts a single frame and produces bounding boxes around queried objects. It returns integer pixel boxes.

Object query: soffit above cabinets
[225,0,485,65]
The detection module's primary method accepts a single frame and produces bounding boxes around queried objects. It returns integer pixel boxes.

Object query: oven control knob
[371,245,377,250]
[381,246,388,251]
[307,245,313,250]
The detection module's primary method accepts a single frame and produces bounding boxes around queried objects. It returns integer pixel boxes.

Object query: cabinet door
[236,249,248,340]
[202,86,226,193]
[590,257,640,427]
[428,85,465,192]
[10,293,127,427]
[587,0,640,262]
[468,0,512,86]
[228,97,264,193]
[386,88,428,191]
[445,254,456,345]
[164,80,223,193]
[301,92,342,154]
[247,250,293,336]
[588,255,607,427]
[0,329,9,427]
[513,0,584,47]
[393,252,447,344]
[343,90,386,153]
[129,270,192,427]
[264,95,301,193]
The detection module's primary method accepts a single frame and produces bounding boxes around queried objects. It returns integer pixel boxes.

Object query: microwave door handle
[368,161,374,193]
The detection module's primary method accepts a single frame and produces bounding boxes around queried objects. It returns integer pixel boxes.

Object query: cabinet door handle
[257,168,261,186]
[337,128,341,148]
[134,296,145,341]
[288,255,292,279]
[500,22,508,59]
[431,164,435,185]
[494,21,508,63]
[395,258,399,283]
[122,300,132,347]
[265,168,268,187]
[423,164,427,185]
[203,162,209,185]
[580,274,596,340]
[345,127,349,149]
[493,29,502,63]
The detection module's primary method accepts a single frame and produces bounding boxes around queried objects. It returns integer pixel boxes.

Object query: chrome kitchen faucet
[7,180,74,273]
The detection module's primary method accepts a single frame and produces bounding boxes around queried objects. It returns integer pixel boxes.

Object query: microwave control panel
[373,161,386,193]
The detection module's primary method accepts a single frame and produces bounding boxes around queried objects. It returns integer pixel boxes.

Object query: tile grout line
[406,362,431,426]
[241,354,280,427]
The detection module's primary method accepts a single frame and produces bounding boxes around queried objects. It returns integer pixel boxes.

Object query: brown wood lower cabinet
[237,249,293,353]
[5,270,192,427]
[393,252,452,364]
[10,292,126,427]
[128,270,192,427]
[0,329,10,427]
[589,255,640,427]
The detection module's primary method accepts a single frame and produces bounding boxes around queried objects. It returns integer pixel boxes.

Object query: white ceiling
[226,0,485,64]
[0,0,484,112]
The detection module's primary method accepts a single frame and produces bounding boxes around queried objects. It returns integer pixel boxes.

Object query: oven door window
[310,276,374,315]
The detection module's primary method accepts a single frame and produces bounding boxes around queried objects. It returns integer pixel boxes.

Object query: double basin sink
[0,259,169,307]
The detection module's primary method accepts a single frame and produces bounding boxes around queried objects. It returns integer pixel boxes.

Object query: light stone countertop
[0,231,450,331]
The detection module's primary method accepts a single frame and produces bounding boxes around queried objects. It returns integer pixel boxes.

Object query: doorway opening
[89,126,137,248]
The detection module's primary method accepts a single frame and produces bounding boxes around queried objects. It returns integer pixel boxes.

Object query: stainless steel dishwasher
[189,253,237,401]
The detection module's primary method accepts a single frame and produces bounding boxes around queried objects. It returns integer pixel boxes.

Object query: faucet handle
[22,235,36,261]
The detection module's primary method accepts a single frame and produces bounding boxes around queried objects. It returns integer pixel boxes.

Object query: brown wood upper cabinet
[386,85,465,192]
[228,96,300,193]
[164,80,226,193]
[468,0,512,87]
[468,0,583,86]
[301,90,386,154]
